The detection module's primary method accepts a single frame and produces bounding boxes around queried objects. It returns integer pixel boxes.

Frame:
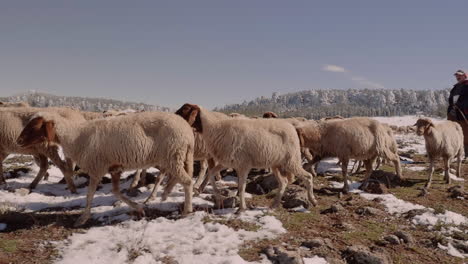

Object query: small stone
[355,207,383,216]
[301,238,325,249]
[222,196,239,208]
[448,185,465,199]
[383,235,400,245]
[452,240,468,254]
[282,185,310,209]
[264,246,304,264]
[362,182,388,194]
[394,231,414,244]
[343,245,391,264]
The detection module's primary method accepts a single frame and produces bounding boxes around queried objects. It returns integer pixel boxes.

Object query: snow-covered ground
[0,157,327,264]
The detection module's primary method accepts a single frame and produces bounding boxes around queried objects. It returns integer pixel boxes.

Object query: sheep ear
[43,121,56,143]
[188,106,203,133]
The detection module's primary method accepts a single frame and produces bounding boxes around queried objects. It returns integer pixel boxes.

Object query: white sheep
[17,111,195,226]
[0,101,30,108]
[298,117,402,193]
[0,107,86,192]
[175,103,317,212]
[414,118,464,189]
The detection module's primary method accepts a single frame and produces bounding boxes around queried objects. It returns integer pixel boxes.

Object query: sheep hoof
[235,208,246,215]
[135,208,146,219]
[418,188,429,197]
[74,214,90,227]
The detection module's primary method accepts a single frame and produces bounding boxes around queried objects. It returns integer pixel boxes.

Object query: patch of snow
[438,243,467,258]
[303,256,328,264]
[0,223,6,231]
[449,173,465,182]
[359,193,425,215]
[413,211,468,226]
[56,211,285,264]
[406,166,426,172]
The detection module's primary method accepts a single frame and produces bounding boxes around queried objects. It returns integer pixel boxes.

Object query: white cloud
[322,64,347,73]
[323,65,384,89]
[351,76,384,89]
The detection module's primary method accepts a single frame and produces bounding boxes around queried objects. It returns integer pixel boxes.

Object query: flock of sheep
[0,101,465,227]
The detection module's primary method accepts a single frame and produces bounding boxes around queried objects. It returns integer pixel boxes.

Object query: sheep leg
[47,149,77,193]
[110,171,144,216]
[207,164,225,208]
[236,168,250,213]
[74,175,101,227]
[198,159,220,193]
[33,155,49,181]
[361,158,376,190]
[130,169,143,189]
[457,152,462,179]
[161,174,178,201]
[28,154,49,191]
[424,160,435,189]
[143,173,165,204]
[0,152,6,186]
[193,159,209,190]
[341,159,350,194]
[271,168,287,208]
[443,157,451,184]
[298,169,318,207]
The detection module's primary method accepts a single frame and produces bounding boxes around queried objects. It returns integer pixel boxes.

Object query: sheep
[263,112,278,118]
[0,107,86,192]
[298,117,402,193]
[17,111,195,226]
[80,111,105,120]
[414,118,464,189]
[175,103,317,212]
[0,101,30,108]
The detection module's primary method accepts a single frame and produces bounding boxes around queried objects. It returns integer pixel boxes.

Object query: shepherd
[448,69,468,153]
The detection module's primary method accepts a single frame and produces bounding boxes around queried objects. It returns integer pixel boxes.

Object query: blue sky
[1,1,466,108]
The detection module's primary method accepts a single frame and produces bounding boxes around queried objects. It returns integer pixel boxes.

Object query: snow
[372,115,443,127]
[413,211,468,226]
[0,223,6,231]
[303,256,328,264]
[1,158,287,264]
[438,243,468,258]
[56,211,285,264]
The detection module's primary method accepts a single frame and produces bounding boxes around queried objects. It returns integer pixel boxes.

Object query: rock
[246,174,278,195]
[282,185,310,209]
[301,238,325,249]
[448,185,465,199]
[451,231,468,241]
[343,245,390,264]
[245,183,265,195]
[394,231,414,244]
[321,203,344,214]
[264,246,304,264]
[452,240,468,254]
[403,209,428,219]
[126,188,140,197]
[362,182,388,194]
[355,207,383,216]
[222,196,239,208]
[383,235,400,245]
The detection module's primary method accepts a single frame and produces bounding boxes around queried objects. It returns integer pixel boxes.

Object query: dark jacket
[448,80,468,120]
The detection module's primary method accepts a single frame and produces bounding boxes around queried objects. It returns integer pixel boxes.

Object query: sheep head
[17,116,57,148]
[175,103,203,133]
[263,112,278,118]
[414,118,434,136]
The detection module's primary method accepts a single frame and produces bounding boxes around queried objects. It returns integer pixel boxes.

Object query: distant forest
[216,89,450,119]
